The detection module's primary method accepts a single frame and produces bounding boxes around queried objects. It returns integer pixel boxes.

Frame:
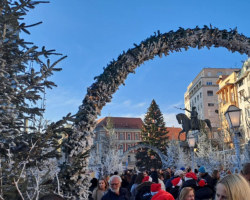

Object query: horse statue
[176,113,212,141]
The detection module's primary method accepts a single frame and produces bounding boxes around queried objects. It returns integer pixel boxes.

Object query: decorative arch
[69,26,250,197]
[120,144,169,168]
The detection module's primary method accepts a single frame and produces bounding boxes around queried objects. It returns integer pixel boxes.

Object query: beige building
[95,117,143,169]
[184,68,239,137]
[236,58,250,140]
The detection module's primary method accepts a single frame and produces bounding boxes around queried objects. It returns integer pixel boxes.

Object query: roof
[165,127,185,141]
[96,117,144,129]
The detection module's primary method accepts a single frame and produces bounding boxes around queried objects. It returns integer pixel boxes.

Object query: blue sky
[22,0,250,127]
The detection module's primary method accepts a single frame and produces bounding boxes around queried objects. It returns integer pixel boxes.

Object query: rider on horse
[184,106,200,130]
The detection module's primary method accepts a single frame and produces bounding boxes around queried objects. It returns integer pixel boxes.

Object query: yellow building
[216,72,239,144]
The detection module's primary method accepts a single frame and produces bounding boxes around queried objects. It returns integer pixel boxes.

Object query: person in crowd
[241,162,250,182]
[165,170,184,192]
[135,175,153,200]
[163,171,171,185]
[194,169,198,176]
[179,187,195,200]
[127,174,137,194]
[180,167,185,171]
[114,171,119,175]
[103,175,110,185]
[186,167,192,173]
[215,174,250,200]
[181,172,197,190]
[143,171,148,177]
[101,175,130,200]
[198,166,213,186]
[131,173,144,200]
[150,183,174,200]
[226,169,232,174]
[92,178,109,200]
[39,194,64,200]
[211,170,220,190]
[167,167,174,177]
[170,176,182,199]
[121,175,130,189]
[195,179,214,200]
[89,178,98,200]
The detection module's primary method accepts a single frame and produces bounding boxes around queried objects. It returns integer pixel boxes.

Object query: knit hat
[150,183,161,196]
[185,172,197,181]
[174,170,184,177]
[199,166,206,173]
[180,167,185,171]
[171,177,182,187]
[198,179,206,187]
[142,176,152,183]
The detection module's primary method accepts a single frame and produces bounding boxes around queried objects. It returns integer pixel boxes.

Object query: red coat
[151,190,175,200]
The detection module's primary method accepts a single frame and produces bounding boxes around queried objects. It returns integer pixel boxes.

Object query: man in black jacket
[198,166,213,186]
[101,175,130,200]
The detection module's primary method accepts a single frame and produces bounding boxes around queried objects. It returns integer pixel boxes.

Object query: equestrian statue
[175,106,212,141]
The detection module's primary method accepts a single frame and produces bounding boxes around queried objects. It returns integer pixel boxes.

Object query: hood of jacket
[137,181,153,191]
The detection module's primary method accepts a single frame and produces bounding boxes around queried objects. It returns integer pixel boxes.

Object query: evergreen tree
[136,99,169,170]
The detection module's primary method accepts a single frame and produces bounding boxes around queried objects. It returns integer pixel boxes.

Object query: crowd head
[108,175,122,194]
[216,174,250,200]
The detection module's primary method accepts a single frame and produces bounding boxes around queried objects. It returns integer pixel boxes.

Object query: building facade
[236,58,250,140]
[216,72,239,144]
[184,68,239,138]
[95,117,143,169]
[94,117,183,169]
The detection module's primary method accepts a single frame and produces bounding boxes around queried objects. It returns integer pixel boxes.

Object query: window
[197,95,199,101]
[128,144,131,150]
[135,133,138,140]
[200,103,202,108]
[217,72,223,76]
[208,72,211,76]
[198,105,199,111]
[207,91,213,96]
[207,82,212,85]
[127,133,131,140]
[200,92,202,98]
[238,80,243,87]
[128,155,131,162]
[208,103,214,106]
[119,133,123,140]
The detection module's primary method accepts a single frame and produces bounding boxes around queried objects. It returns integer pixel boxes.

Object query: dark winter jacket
[181,179,197,190]
[169,186,180,199]
[165,176,175,192]
[135,181,153,200]
[200,173,213,186]
[195,185,215,200]
[101,187,130,200]
[211,178,218,189]
[150,171,159,183]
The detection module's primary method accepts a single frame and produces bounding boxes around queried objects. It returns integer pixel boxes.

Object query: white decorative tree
[89,116,123,177]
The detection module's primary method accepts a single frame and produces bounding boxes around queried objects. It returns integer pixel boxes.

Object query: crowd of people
[88,163,250,200]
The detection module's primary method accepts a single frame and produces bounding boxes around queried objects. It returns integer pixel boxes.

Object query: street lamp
[187,131,196,172]
[224,105,242,171]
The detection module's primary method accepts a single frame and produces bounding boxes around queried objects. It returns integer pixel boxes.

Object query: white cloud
[134,102,146,107]
[163,113,181,128]
[166,101,184,110]
[122,100,131,106]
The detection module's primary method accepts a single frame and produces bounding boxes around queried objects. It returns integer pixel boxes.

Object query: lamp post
[187,131,196,172]
[224,105,242,171]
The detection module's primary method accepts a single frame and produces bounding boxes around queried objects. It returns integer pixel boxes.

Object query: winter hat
[171,177,182,187]
[142,176,152,183]
[174,170,184,177]
[198,179,207,187]
[199,166,206,173]
[180,167,185,171]
[185,172,197,181]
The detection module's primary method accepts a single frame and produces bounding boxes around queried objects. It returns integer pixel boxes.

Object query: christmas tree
[136,99,169,170]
